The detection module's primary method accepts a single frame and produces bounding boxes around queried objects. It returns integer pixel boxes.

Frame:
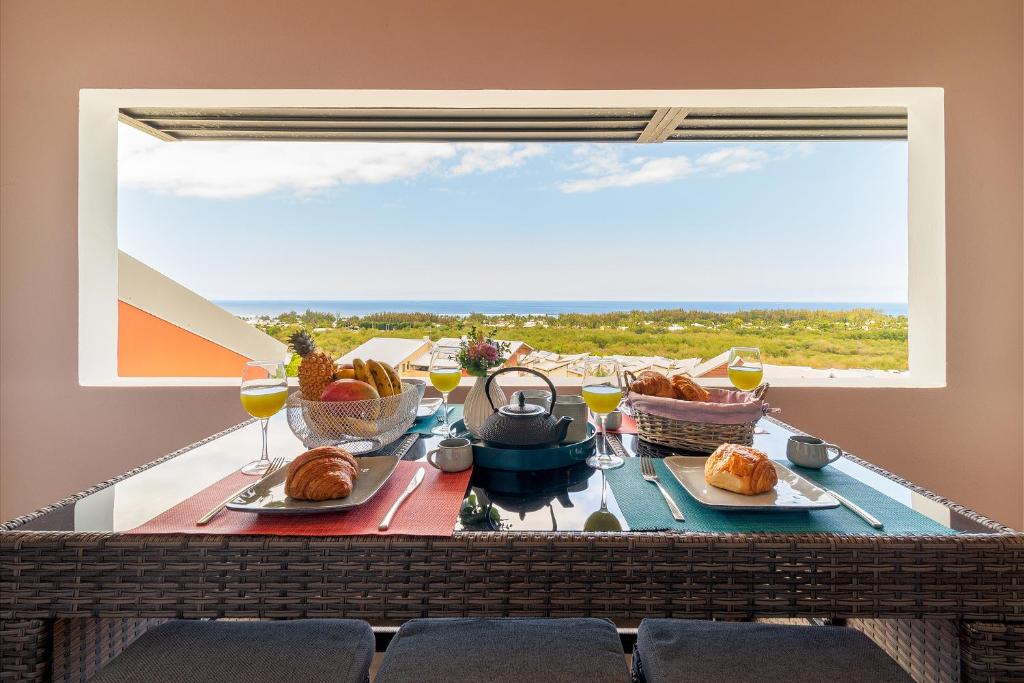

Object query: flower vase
[463,374,507,438]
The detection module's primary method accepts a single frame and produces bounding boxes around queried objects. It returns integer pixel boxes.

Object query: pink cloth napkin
[626,387,766,425]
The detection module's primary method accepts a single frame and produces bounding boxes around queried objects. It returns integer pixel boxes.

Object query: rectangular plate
[416,398,443,421]
[225,454,400,515]
[663,456,839,511]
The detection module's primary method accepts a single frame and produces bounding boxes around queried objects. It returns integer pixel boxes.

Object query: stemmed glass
[727,346,764,391]
[239,360,288,475]
[582,357,624,470]
[428,346,461,437]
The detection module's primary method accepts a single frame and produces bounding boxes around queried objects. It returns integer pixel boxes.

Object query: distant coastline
[216,299,909,318]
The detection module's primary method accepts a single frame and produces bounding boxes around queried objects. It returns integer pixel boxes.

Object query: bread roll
[285,446,360,501]
[670,374,710,402]
[629,371,675,398]
[704,443,777,495]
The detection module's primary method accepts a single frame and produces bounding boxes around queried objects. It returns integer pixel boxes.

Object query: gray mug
[786,435,843,469]
[426,437,473,472]
[510,389,552,411]
[603,409,623,431]
[553,395,588,443]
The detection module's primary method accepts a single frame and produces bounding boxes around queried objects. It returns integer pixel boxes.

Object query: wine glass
[727,346,764,391]
[428,345,461,437]
[239,360,288,475]
[582,357,624,470]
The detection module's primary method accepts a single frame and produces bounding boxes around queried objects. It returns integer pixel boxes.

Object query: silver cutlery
[827,489,883,529]
[196,456,286,526]
[640,456,685,522]
[378,467,426,530]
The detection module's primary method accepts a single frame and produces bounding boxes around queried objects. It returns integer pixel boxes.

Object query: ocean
[215,300,908,318]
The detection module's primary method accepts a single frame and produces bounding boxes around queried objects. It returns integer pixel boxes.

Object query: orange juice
[429,368,462,393]
[728,365,764,391]
[240,386,288,418]
[582,385,622,414]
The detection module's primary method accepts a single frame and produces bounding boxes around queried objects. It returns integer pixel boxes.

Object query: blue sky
[117,124,908,302]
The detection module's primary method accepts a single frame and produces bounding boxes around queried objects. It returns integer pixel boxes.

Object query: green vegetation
[256,308,908,376]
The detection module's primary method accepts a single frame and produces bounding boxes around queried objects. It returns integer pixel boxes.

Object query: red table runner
[128,461,471,536]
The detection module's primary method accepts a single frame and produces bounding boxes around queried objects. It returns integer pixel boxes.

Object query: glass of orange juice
[727,347,764,391]
[240,360,288,475]
[428,346,461,436]
[582,357,624,470]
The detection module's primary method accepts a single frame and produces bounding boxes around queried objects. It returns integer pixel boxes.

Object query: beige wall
[1,0,1021,525]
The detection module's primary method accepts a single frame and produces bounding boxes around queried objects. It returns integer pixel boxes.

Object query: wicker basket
[625,372,769,453]
[286,379,425,453]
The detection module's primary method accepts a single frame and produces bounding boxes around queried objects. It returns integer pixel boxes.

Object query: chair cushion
[634,620,912,683]
[92,619,374,683]
[376,617,629,683]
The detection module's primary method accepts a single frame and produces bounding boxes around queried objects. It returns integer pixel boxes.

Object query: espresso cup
[786,435,843,469]
[603,409,623,431]
[553,395,588,443]
[426,437,473,473]
[510,389,552,411]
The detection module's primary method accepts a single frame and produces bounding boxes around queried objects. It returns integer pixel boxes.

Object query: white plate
[416,398,443,421]
[225,454,400,515]
[663,456,839,511]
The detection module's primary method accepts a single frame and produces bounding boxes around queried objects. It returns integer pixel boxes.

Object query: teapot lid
[498,392,546,418]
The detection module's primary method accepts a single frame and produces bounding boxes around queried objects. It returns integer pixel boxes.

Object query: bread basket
[286,379,425,453]
[624,371,771,453]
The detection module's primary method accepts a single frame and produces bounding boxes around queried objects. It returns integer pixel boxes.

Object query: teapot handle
[484,366,557,416]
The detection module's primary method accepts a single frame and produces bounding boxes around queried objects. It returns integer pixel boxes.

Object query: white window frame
[79,88,945,388]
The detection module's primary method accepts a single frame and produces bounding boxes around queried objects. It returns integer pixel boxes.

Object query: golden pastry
[704,443,777,495]
[670,374,710,402]
[629,370,675,398]
[284,446,360,501]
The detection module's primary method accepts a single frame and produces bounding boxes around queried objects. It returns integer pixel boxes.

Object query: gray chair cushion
[376,617,629,683]
[634,619,912,683]
[92,619,374,683]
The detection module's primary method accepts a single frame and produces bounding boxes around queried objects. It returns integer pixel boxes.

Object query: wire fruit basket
[286,379,425,453]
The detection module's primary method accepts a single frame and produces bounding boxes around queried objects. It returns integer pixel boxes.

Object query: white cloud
[559,143,790,193]
[695,147,770,174]
[560,156,694,193]
[449,143,548,175]
[118,126,458,199]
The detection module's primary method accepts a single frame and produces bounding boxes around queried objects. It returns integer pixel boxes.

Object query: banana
[334,366,356,380]
[352,358,372,385]
[379,361,403,395]
[367,360,395,397]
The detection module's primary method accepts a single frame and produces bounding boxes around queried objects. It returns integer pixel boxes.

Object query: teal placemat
[407,404,464,435]
[606,458,956,535]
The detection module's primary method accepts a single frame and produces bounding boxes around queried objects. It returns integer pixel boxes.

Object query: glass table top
[10,410,993,534]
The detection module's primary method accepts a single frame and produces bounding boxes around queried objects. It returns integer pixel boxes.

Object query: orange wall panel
[118,301,251,377]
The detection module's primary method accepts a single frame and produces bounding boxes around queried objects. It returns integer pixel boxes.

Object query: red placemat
[127,461,471,536]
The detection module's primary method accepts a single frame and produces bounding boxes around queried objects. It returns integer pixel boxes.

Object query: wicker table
[2,413,1022,682]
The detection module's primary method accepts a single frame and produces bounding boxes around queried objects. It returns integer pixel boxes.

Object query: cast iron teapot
[478,367,573,448]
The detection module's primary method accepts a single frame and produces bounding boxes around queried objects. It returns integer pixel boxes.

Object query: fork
[196,456,286,526]
[640,456,685,522]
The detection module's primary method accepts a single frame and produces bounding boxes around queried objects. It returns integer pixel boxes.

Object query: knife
[378,467,426,530]
[828,489,883,529]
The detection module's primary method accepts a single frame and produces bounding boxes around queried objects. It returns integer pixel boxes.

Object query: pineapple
[288,330,335,400]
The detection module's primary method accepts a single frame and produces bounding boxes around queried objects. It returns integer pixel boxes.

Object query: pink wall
[1,0,1021,525]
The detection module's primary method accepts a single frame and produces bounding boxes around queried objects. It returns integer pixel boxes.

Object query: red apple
[320,379,379,402]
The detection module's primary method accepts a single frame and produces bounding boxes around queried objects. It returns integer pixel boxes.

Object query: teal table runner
[606,458,956,535]
[407,404,464,435]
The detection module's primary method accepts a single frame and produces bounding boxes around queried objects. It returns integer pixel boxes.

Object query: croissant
[629,371,675,398]
[285,446,360,501]
[704,443,778,495]
[670,374,710,402]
